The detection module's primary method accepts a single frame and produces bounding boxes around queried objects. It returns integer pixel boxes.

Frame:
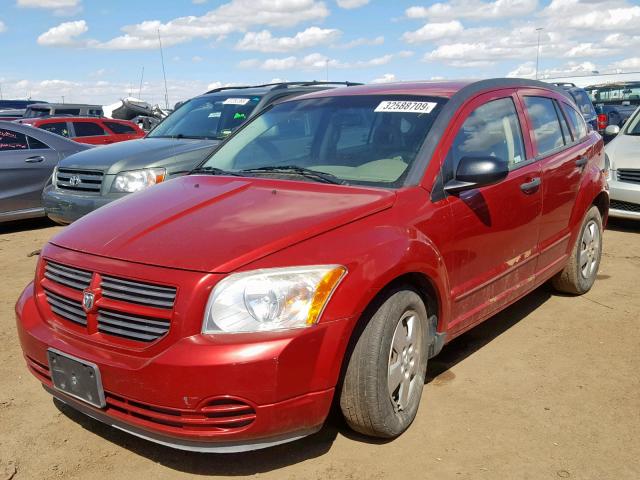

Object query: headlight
[605,153,612,181]
[51,166,58,187]
[111,168,166,193]
[202,265,347,334]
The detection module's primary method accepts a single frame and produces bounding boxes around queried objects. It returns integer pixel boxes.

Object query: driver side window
[451,97,526,172]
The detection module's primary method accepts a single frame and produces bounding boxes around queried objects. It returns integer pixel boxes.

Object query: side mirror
[604,125,620,136]
[444,156,509,194]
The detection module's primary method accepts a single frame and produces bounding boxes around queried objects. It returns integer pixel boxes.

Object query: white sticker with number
[223,98,250,105]
[374,100,437,114]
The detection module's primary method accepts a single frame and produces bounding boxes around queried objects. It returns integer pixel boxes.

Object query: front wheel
[340,289,432,438]
[551,205,603,295]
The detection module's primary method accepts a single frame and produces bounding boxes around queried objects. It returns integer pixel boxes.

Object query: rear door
[102,120,142,143]
[518,91,595,277]
[70,121,110,145]
[442,90,543,333]
[0,127,60,214]
[38,120,72,139]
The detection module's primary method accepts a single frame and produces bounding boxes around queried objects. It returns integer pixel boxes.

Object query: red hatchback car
[17,117,145,145]
[16,79,608,452]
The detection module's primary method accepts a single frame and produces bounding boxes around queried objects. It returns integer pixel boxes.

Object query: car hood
[606,134,640,169]
[58,137,221,174]
[50,175,396,273]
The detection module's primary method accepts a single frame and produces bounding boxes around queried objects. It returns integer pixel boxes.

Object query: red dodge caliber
[16,79,608,452]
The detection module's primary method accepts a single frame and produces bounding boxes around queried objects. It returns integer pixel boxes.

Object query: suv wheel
[552,205,603,295]
[340,288,432,438]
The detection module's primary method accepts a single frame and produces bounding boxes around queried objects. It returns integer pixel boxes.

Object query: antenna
[157,29,169,109]
[138,66,145,99]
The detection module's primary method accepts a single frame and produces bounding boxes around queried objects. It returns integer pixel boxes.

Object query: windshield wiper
[190,166,243,176]
[238,165,347,185]
[151,134,210,140]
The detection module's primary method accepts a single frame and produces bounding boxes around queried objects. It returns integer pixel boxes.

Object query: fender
[567,138,609,248]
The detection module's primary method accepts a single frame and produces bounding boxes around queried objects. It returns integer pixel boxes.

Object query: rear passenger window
[73,122,106,137]
[554,102,573,144]
[563,104,588,141]
[451,97,526,170]
[0,128,28,151]
[104,121,136,134]
[523,96,566,156]
[40,122,70,138]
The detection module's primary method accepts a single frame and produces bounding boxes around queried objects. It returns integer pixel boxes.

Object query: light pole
[535,27,544,80]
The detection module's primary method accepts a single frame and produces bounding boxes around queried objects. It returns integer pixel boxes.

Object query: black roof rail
[204,81,362,95]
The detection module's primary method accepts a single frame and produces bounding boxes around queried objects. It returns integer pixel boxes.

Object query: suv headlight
[202,265,347,334]
[111,168,166,193]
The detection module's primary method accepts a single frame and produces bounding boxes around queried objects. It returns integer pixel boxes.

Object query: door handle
[520,177,541,194]
[25,155,45,163]
[575,157,588,168]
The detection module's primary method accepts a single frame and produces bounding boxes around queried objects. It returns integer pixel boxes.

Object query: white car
[605,106,640,219]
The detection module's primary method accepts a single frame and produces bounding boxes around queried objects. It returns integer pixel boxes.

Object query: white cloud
[406,0,537,20]
[192,55,204,62]
[371,73,397,83]
[612,57,640,70]
[333,35,384,49]
[97,0,330,50]
[336,0,370,8]
[240,51,412,71]
[0,20,5,33]
[37,20,88,46]
[542,0,640,31]
[193,0,207,3]
[507,60,599,79]
[3,77,226,104]
[564,43,614,58]
[402,20,463,43]
[18,0,82,16]
[236,27,341,53]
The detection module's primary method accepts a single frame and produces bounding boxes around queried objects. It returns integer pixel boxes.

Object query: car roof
[27,103,102,109]
[292,78,571,102]
[20,116,126,123]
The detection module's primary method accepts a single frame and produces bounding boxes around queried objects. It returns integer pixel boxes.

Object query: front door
[440,91,542,335]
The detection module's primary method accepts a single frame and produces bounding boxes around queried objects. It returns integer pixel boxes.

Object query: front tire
[552,205,603,294]
[340,288,432,438]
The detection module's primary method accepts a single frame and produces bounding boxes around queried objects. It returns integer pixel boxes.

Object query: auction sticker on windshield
[374,101,437,114]
[223,98,251,106]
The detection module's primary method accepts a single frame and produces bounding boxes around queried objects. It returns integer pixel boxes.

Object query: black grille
[610,199,640,213]
[97,310,170,342]
[44,261,92,291]
[44,289,87,326]
[100,275,177,309]
[56,168,104,193]
[617,169,640,185]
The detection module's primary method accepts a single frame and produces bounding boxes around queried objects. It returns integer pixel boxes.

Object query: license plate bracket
[47,348,106,408]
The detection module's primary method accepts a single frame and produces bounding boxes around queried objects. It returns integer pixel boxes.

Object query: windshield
[148,94,262,140]
[587,83,640,105]
[624,107,640,135]
[197,95,445,188]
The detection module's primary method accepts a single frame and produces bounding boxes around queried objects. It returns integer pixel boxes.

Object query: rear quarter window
[0,128,28,151]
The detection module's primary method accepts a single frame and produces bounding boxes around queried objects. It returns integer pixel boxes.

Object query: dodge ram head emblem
[82,290,95,312]
[69,175,82,186]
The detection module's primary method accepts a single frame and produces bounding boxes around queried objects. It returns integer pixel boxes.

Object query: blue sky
[1,0,638,106]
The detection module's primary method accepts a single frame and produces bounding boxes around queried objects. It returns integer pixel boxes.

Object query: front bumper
[16,282,351,451]
[42,185,123,224]
[608,176,640,220]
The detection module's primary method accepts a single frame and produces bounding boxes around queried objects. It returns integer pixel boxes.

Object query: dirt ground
[0,218,639,480]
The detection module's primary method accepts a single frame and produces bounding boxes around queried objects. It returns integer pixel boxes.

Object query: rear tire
[551,206,603,295]
[340,288,432,438]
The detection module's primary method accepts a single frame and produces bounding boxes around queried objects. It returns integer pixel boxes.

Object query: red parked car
[16,79,608,452]
[17,117,145,145]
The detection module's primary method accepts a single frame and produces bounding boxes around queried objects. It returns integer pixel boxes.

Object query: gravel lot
[1,218,639,480]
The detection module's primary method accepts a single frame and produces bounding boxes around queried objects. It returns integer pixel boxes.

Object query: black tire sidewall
[370,289,431,437]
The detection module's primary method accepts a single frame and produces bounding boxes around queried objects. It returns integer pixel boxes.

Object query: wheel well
[592,191,609,224]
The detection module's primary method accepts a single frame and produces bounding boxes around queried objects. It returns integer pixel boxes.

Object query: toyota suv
[16,79,608,453]
[41,82,359,224]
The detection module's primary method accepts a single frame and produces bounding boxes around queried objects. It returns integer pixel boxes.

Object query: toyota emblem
[69,175,82,187]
